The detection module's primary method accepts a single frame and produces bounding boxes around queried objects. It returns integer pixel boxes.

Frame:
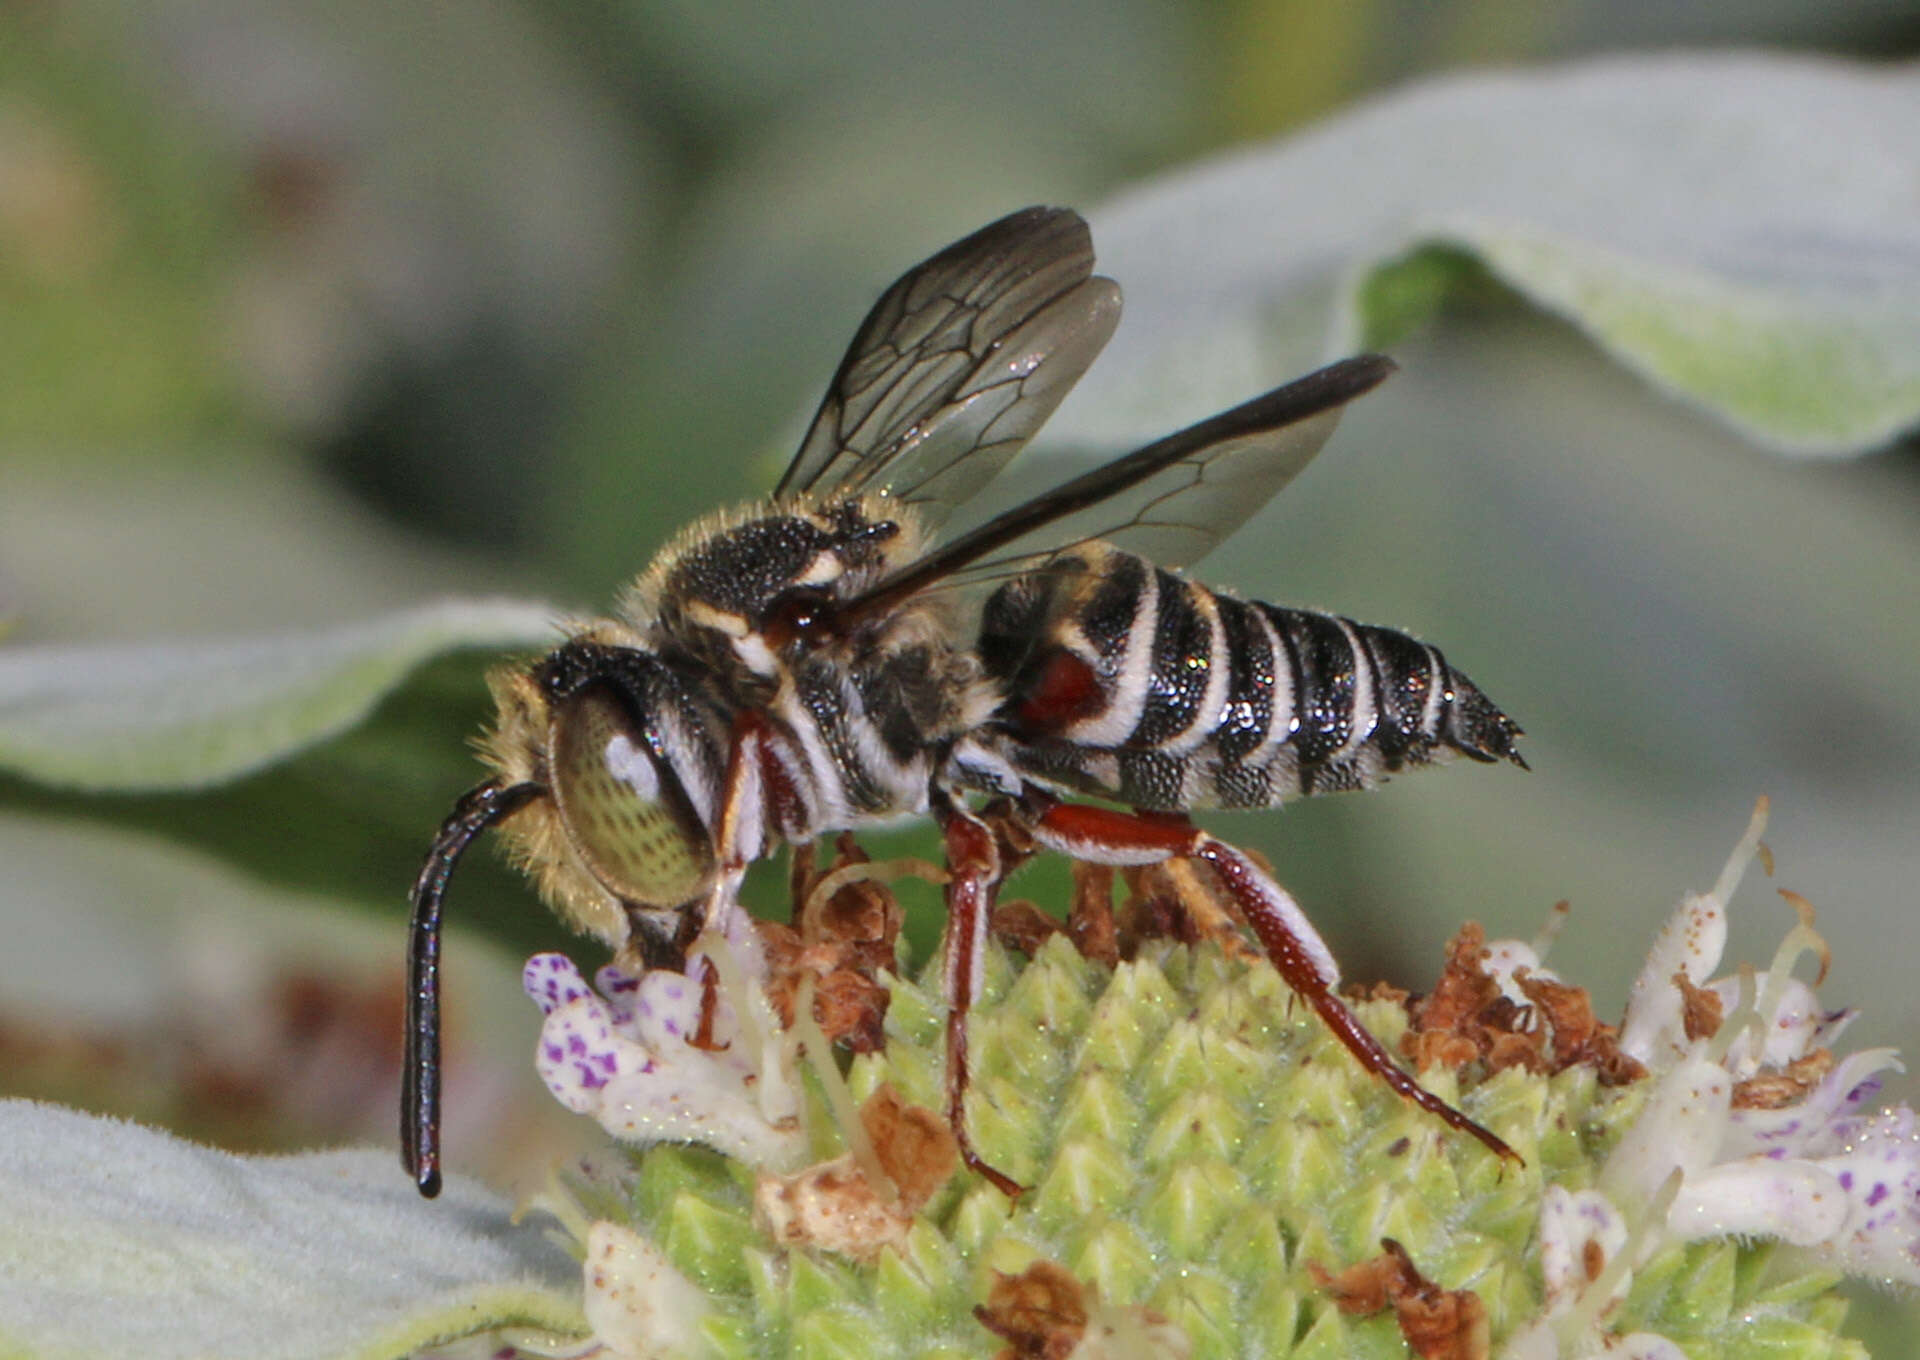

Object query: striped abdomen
[976,545,1524,811]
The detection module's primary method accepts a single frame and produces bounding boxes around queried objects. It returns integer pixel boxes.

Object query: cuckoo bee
[404,207,1526,1197]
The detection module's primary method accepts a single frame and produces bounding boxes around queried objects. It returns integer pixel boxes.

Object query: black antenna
[403,779,542,1197]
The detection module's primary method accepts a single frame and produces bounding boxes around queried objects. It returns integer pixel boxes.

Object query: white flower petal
[627,967,718,1053]
[1708,973,1822,1073]
[1618,893,1728,1066]
[1668,1159,1848,1246]
[1602,1057,1733,1205]
[1538,1186,1629,1308]
[581,1220,711,1360]
[1619,803,1768,1065]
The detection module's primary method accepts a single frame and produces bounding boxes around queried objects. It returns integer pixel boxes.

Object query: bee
[404,207,1526,1197]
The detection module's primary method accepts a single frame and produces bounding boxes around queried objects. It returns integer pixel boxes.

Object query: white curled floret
[1501,1180,1683,1360]
[512,1175,712,1360]
[1509,799,1920,1354]
[576,1220,712,1360]
[1594,800,1920,1281]
[1537,1186,1631,1316]
[523,888,806,1172]
[1615,801,1764,1067]
[1482,898,1571,1007]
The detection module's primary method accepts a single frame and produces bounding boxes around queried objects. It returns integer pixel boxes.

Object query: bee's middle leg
[935,801,1026,1198]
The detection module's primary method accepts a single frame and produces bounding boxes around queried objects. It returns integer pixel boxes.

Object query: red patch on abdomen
[1013,648,1106,736]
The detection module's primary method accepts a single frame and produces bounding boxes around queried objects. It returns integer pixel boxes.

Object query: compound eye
[549,685,716,908]
[763,587,839,648]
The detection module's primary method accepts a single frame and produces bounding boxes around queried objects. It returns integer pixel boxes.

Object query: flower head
[513,804,1894,1360]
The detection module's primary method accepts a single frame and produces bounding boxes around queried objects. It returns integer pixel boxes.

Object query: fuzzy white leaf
[1068,53,1920,456]
[0,1101,582,1360]
[0,599,555,791]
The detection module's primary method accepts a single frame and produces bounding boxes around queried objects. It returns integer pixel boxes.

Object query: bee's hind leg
[1026,800,1519,1165]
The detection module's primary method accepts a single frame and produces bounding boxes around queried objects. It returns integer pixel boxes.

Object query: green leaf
[0,599,555,792]
[0,1101,582,1360]
[1069,53,1920,456]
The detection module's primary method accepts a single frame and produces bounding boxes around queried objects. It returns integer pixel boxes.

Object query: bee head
[531,643,724,935]
[404,640,722,1197]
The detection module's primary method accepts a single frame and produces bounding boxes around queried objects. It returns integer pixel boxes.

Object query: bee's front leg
[936,801,1026,1199]
[1027,801,1520,1165]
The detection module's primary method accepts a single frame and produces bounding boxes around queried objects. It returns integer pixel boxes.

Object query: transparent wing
[775,206,1121,532]
[841,355,1396,620]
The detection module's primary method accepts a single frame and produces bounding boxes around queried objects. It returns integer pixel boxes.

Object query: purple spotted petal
[1671,1159,1847,1246]
[596,963,642,995]
[1724,1047,1903,1159]
[595,963,643,1026]
[524,953,592,1015]
[534,990,631,1111]
[1816,1106,1920,1281]
[630,968,707,1049]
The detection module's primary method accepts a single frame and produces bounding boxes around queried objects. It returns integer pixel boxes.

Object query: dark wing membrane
[775,206,1121,531]
[841,355,1396,619]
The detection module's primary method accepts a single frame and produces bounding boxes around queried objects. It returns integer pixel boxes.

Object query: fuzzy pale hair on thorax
[614,493,931,629]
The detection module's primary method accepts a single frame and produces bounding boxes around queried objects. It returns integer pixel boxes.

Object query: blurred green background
[2,0,1918,1343]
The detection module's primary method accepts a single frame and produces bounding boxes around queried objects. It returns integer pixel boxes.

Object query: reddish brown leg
[939,805,1025,1198]
[716,710,811,872]
[1030,802,1519,1164]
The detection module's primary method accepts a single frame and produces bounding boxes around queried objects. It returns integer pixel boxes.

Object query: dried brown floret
[1408,923,1506,1037]
[752,1084,955,1262]
[987,862,1128,966]
[1403,924,1548,1076]
[1673,970,1724,1043]
[974,1260,1090,1359]
[1359,979,1413,1007]
[809,967,892,1053]
[991,899,1065,957]
[1309,1238,1489,1360]
[1112,861,1261,962]
[1404,1027,1497,1074]
[861,1083,958,1209]
[762,834,908,1049]
[1734,1048,1835,1110]
[1066,861,1120,966]
[1117,864,1200,953]
[755,1156,909,1261]
[1403,923,1645,1087]
[1156,858,1255,955]
[1516,972,1646,1085]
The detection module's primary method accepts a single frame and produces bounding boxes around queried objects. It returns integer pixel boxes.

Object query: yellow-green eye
[549,685,716,908]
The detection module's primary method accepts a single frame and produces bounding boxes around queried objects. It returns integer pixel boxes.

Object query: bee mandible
[404,207,1527,1197]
